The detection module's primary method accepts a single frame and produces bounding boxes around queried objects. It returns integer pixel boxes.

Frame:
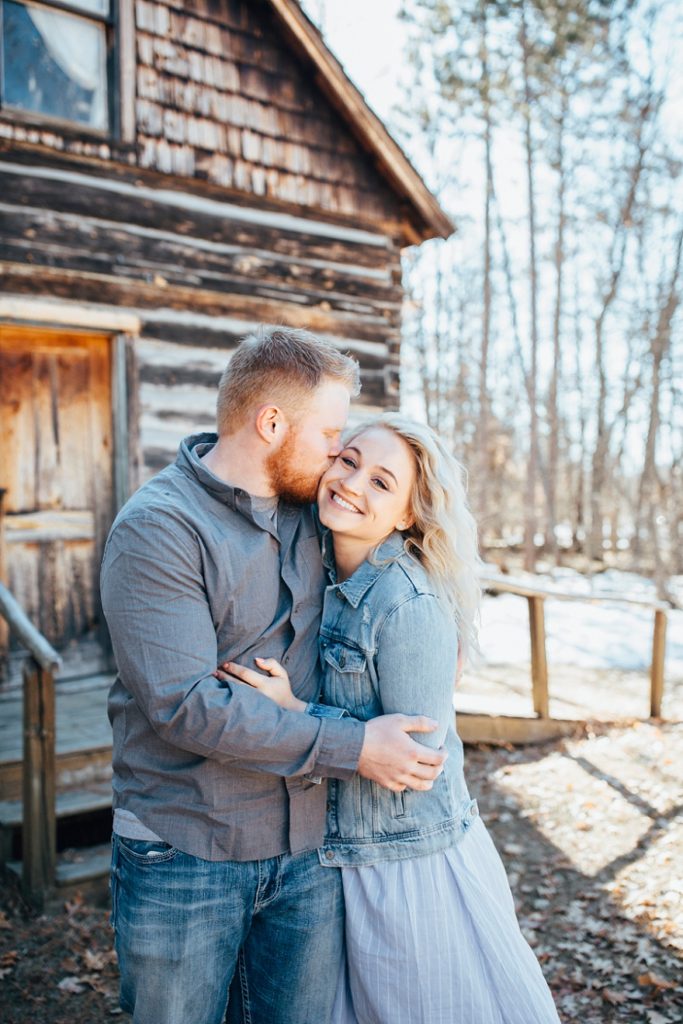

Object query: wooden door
[0,327,114,685]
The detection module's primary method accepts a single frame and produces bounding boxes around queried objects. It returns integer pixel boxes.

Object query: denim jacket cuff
[306,702,348,719]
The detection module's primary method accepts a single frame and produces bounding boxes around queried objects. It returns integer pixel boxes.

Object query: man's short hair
[216,325,360,436]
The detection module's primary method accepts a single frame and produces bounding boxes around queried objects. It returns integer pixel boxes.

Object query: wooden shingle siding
[133,0,401,219]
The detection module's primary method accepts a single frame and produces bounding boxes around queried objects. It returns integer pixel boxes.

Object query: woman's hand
[215,657,306,712]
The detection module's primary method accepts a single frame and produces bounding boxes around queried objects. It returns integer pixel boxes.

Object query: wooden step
[0,673,113,801]
[0,780,112,829]
[7,841,111,887]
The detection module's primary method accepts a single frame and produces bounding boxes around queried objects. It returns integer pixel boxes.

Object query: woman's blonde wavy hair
[345,413,482,658]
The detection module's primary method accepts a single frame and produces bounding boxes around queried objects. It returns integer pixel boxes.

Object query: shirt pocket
[321,642,371,716]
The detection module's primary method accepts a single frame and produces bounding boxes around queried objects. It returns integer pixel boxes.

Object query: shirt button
[325,850,335,860]
[283,654,290,665]
[326,802,332,812]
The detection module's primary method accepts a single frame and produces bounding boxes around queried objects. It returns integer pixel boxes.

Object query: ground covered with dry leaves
[0,722,681,1023]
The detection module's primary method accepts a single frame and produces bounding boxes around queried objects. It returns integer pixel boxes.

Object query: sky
[300,0,406,124]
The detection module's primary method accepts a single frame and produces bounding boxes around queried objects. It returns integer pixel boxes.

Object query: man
[101,326,445,1024]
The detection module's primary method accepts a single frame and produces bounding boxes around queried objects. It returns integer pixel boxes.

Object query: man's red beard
[265,427,324,505]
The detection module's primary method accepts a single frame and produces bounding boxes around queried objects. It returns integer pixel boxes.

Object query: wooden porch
[0,652,113,902]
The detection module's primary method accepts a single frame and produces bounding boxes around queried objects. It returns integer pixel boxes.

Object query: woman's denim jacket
[313,531,478,868]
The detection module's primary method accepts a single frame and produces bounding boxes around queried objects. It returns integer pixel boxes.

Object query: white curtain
[27,5,107,128]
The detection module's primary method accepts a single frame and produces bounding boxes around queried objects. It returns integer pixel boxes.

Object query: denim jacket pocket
[322,642,370,714]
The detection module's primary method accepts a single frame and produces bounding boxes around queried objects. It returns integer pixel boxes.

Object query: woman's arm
[217,658,307,712]
[375,594,459,749]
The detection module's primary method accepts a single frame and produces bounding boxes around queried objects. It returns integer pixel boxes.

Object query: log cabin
[0,0,452,897]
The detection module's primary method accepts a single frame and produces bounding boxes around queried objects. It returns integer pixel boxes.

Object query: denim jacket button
[325,849,335,860]
[338,653,346,668]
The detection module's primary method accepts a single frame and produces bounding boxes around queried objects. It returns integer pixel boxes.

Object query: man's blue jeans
[110,835,344,1024]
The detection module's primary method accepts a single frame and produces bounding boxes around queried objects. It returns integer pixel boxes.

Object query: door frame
[0,298,141,685]
[0,296,140,512]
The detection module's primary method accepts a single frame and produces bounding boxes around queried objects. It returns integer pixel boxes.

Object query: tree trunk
[521,3,540,572]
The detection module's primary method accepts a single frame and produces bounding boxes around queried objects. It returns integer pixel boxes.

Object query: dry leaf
[637,972,677,990]
[602,988,628,1004]
[83,949,107,972]
[58,976,86,994]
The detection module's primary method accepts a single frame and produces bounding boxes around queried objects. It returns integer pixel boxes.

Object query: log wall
[0,153,403,482]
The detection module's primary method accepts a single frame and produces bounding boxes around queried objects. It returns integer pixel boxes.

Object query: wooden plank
[22,658,56,906]
[4,510,95,544]
[0,264,399,343]
[0,780,112,828]
[650,609,667,718]
[0,584,61,671]
[481,571,669,611]
[55,842,111,885]
[457,713,584,747]
[112,335,131,512]
[7,841,111,887]
[0,748,112,804]
[0,675,111,767]
[0,161,395,256]
[0,489,7,663]
[528,595,549,718]
[118,0,137,144]
[0,347,36,513]
[0,207,401,302]
[0,296,140,333]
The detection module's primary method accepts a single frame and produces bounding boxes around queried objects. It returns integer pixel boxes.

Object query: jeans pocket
[116,835,179,864]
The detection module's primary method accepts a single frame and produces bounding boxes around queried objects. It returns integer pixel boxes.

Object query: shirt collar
[323,530,407,608]
[176,433,295,531]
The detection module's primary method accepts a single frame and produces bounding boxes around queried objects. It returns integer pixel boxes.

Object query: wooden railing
[0,583,61,908]
[479,572,669,720]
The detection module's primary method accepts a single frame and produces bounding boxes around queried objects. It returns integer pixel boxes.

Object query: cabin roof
[265,0,454,243]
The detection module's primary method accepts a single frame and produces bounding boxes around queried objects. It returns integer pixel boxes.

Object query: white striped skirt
[332,817,560,1024]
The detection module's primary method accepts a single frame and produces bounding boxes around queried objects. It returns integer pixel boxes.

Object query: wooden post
[528,595,549,718]
[22,656,57,909]
[0,488,7,670]
[650,609,667,718]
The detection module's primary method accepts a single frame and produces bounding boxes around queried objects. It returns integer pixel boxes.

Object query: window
[0,0,112,132]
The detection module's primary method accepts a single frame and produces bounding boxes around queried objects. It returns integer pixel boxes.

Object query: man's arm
[101,511,363,779]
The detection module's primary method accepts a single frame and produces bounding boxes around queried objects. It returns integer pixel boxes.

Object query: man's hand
[357,714,447,792]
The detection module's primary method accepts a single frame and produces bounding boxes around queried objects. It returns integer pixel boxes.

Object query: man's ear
[255,404,286,444]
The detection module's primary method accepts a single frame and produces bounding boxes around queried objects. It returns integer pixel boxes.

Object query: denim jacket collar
[322,530,407,609]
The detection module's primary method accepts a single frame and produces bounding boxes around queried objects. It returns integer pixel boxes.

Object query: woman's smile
[329,490,363,514]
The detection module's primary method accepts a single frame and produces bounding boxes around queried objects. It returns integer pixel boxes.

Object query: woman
[223,414,560,1024]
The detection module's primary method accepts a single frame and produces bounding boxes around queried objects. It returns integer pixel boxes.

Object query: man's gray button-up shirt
[101,433,364,862]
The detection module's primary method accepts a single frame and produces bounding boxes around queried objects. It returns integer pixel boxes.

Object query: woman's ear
[396,512,415,532]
